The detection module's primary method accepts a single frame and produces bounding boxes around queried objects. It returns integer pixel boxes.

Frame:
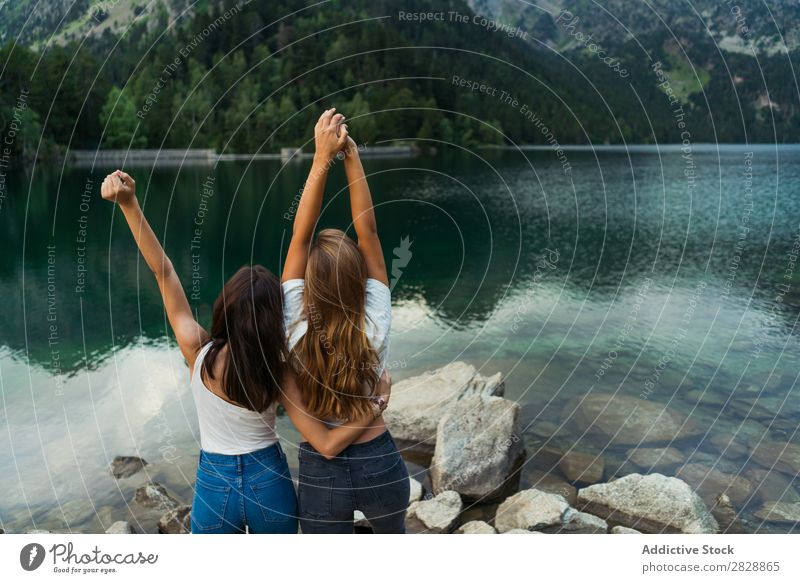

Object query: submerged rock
[558,450,605,485]
[744,468,800,503]
[577,473,718,534]
[710,493,746,534]
[753,501,800,525]
[384,363,504,454]
[430,394,523,501]
[750,440,800,477]
[495,488,570,533]
[158,505,191,534]
[133,482,180,511]
[406,491,463,533]
[562,393,702,446]
[455,520,496,534]
[675,463,754,507]
[520,467,578,505]
[105,521,136,534]
[110,456,148,479]
[625,447,685,470]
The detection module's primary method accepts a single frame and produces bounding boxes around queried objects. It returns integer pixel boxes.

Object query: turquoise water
[1,144,798,532]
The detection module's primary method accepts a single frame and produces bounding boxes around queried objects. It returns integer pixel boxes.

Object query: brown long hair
[201,265,285,412]
[291,229,379,421]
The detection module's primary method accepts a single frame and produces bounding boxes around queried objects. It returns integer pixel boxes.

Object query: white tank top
[190,343,279,455]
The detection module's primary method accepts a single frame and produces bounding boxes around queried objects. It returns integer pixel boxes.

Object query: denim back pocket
[191,475,232,532]
[249,466,297,523]
[364,454,410,512]
[297,474,335,520]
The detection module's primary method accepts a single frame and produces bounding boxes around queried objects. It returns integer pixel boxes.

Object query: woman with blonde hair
[282,108,409,533]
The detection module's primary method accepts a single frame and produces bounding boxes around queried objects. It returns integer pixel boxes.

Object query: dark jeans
[191,443,298,534]
[298,430,410,534]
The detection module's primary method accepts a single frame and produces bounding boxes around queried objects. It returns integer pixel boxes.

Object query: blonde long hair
[291,229,379,421]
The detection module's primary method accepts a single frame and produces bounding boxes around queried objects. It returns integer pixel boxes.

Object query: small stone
[111,455,148,479]
[409,477,424,503]
[406,491,463,533]
[495,488,570,533]
[610,526,641,534]
[558,450,605,485]
[133,482,180,511]
[354,510,370,528]
[455,520,496,534]
[105,521,135,534]
[753,501,800,525]
[158,505,191,534]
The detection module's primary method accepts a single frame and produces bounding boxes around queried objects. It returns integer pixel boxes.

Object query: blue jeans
[190,443,298,534]
[298,430,410,534]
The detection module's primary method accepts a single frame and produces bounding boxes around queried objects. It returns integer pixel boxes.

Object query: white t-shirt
[282,278,392,377]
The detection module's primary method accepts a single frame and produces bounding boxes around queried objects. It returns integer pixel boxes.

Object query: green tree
[99,86,147,149]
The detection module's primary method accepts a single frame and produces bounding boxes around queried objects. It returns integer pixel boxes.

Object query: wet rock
[562,393,703,446]
[675,463,754,507]
[158,505,191,534]
[105,521,136,534]
[133,482,180,511]
[354,510,370,529]
[111,456,148,479]
[406,491,463,533]
[744,468,800,504]
[610,525,641,534]
[558,450,605,485]
[710,493,746,534]
[430,394,523,501]
[495,489,570,533]
[520,467,577,505]
[455,520,496,534]
[753,501,800,525]
[626,447,685,470]
[384,363,504,455]
[528,420,560,439]
[750,440,800,477]
[577,473,718,534]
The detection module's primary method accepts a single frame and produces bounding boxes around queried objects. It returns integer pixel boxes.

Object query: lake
[1,144,798,533]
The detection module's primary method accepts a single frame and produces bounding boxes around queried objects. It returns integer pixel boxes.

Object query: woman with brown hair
[282,108,410,533]
[100,161,388,533]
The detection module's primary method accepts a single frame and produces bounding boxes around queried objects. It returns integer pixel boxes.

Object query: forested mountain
[0,0,796,163]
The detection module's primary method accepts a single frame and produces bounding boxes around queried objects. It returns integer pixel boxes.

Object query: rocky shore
[7,362,798,534]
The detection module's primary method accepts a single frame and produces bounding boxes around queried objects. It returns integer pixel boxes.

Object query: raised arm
[343,137,388,285]
[282,108,348,281]
[280,371,391,460]
[101,170,206,368]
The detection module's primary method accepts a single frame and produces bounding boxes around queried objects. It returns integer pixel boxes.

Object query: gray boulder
[133,482,180,511]
[495,488,571,533]
[577,473,718,533]
[406,491,463,533]
[158,505,191,534]
[383,363,504,455]
[430,394,523,501]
